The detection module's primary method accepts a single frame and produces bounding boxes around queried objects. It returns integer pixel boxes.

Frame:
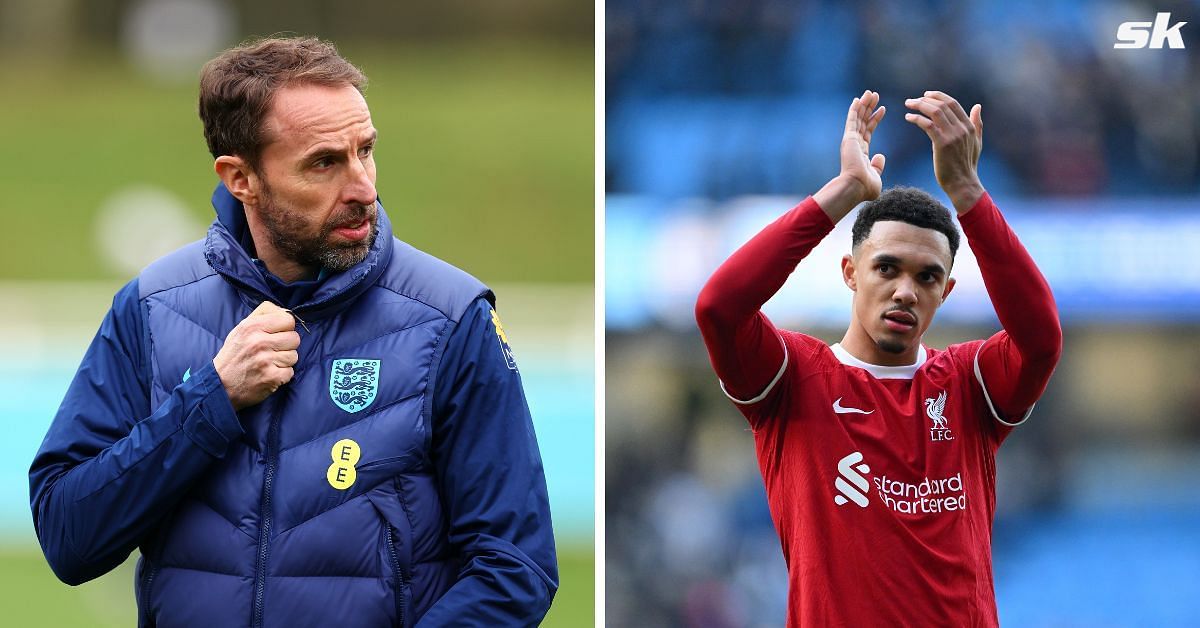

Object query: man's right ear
[841,254,857,291]
[214,156,259,206]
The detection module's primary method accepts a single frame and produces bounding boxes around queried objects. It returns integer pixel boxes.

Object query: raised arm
[696,91,887,402]
[905,91,1062,421]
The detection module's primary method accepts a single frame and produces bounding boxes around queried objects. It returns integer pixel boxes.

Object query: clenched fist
[213,301,301,411]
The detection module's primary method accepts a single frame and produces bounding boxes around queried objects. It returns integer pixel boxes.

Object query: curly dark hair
[851,186,960,259]
[198,36,368,169]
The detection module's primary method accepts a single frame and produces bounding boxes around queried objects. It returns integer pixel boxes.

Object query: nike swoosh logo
[833,397,873,415]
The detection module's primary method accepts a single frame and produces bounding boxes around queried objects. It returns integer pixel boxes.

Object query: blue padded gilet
[133,201,491,628]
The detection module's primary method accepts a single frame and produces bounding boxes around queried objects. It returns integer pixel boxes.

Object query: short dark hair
[198,36,368,168]
[851,186,960,259]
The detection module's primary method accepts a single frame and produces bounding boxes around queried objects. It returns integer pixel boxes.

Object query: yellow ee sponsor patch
[490,308,518,371]
[326,438,361,490]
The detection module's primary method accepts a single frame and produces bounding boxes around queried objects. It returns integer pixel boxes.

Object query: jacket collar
[203,182,393,320]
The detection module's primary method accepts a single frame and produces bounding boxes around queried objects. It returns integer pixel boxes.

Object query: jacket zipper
[384,525,407,627]
[252,403,282,628]
[140,561,159,626]
[355,456,406,472]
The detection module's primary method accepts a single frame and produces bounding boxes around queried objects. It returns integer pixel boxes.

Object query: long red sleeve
[695,197,834,400]
[959,193,1063,420]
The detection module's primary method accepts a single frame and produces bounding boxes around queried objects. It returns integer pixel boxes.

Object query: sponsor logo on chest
[833,452,871,507]
[327,438,361,490]
[832,451,967,514]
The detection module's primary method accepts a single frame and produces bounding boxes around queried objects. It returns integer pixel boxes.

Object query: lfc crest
[329,359,380,413]
[925,390,954,441]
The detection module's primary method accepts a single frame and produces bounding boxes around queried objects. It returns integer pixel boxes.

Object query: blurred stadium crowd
[606,1,1200,625]
[607,0,1200,199]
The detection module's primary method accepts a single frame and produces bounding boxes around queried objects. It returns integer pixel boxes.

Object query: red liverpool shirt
[696,193,1061,627]
[730,335,1027,627]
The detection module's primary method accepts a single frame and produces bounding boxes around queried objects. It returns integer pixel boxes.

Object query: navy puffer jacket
[30,184,558,627]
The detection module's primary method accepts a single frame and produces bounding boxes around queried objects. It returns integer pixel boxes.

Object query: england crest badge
[329,359,381,413]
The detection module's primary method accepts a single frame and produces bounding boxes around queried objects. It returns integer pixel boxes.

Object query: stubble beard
[876,337,908,355]
[257,181,379,273]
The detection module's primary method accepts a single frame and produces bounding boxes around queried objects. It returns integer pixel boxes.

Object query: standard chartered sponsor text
[872,473,966,514]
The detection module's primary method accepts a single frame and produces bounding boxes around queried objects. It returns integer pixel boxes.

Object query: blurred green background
[0,0,593,625]
[0,44,592,282]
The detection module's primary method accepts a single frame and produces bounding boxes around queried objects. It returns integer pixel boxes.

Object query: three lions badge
[329,359,380,413]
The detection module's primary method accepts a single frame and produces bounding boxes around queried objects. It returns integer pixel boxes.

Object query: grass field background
[0,543,594,626]
[0,40,594,624]
[0,41,593,283]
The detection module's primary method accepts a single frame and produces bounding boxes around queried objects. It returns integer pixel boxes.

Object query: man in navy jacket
[29,36,557,627]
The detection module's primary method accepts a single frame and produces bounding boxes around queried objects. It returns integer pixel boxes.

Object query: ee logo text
[327,438,361,490]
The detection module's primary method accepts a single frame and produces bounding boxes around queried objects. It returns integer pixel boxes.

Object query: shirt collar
[830,342,927,379]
